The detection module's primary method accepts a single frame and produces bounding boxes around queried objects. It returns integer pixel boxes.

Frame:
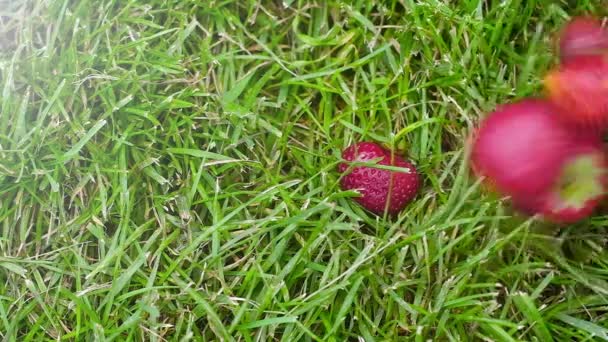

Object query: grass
[1,0,608,340]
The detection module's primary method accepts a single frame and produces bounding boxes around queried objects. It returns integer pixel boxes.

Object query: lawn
[1,0,608,340]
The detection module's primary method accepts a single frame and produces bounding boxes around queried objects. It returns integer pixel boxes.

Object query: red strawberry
[511,142,608,223]
[544,54,608,133]
[338,142,419,215]
[471,99,579,197]
[558,16,608,62]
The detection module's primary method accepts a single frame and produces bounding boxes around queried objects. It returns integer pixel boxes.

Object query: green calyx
[556,153,606,209]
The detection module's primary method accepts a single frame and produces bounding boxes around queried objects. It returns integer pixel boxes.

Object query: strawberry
[471,99,579,197]
[558,16,608,62]
[511,143,608,223]
[471,98,608,223]
[338,142,419,215]
[544,54,608,133]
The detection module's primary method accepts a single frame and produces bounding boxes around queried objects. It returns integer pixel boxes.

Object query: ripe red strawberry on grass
[338,142,419,215]
[470,99,608,223]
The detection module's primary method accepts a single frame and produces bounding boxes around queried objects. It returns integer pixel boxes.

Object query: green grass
[1,0,608,340]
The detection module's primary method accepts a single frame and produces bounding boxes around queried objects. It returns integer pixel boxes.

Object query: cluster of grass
[1,0,608,340]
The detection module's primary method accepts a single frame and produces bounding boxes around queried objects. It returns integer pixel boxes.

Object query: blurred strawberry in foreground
[558,16,608,62]
[470,99,608,223]
[471,99,577,196]
[544,54,608,134]
[338,142,419,215]
[469,17,608,223]
[511,142,608,223]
